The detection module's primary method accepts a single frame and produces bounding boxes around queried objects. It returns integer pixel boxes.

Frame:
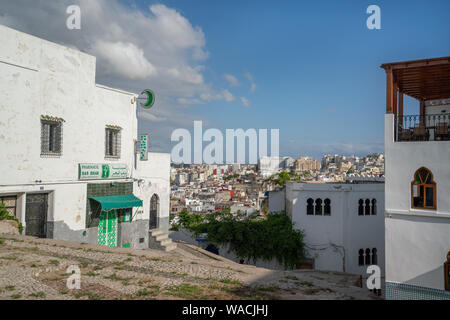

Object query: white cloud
[241,97,251,107]
[244,72,256,92]
[0,0,245,152]
[199,89,235,103]
[222,89,235,102]
[138,111,167,122]
[167,66,203,85]
[0,0,214,96]
[91,41,156,80]
[223,73,240,87]
[177,97,203,105]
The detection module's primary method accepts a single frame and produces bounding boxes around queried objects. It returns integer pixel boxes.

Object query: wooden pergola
[381,56,450,124]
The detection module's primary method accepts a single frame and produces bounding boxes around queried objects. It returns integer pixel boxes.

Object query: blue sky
[134,0,450,158]
[2,0,450,160]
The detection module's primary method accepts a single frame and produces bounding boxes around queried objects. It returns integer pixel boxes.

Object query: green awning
[90,194,143,210]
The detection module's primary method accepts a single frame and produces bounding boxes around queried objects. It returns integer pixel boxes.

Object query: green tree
[274,171,291,186]
[174,208,306,269]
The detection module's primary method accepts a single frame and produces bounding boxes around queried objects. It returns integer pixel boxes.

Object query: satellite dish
[137,89,155,109]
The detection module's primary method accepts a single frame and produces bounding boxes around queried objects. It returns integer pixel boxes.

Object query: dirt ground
[0,234,380,300]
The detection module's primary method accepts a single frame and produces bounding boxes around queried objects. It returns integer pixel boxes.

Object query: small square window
[41,120,63,156]
[0,196,17,218]
[105,127,121,159]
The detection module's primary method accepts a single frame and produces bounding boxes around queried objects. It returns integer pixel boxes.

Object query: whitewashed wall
[286,182,385,283]
[268,188,285,213]
[384,113,450,290]
[0,25,170,239]
[135,153,171,231]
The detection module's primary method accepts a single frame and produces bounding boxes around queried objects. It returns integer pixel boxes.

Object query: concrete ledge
[386,210,450,220]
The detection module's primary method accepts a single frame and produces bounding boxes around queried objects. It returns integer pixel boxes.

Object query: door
[25,193,48,238]
[149,194,159,229]
[98,210,118,247]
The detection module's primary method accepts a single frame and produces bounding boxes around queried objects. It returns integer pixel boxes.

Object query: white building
[175,173,188,186]
[279,156,295,170]
[0,25,172,250]
[258,156,280,178]
[270,182,385,290]
[382,57,450,299]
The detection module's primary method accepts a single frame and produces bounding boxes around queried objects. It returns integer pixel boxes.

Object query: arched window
[315,198,322,215]
[371,199,377,215]
[371,248,378,265]
[358,199,364,216]
[358,249,364,266]
[365,248,371,265]
[150,194,159,229]
[306,198,314,215]
[365,199,371,216]
[324,199,331,216]
[411,167,436,210]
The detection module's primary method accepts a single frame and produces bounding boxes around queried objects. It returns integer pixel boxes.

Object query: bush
[175,209,305,269]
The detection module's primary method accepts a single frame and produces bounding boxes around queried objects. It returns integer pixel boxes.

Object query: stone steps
[149,228,177,252]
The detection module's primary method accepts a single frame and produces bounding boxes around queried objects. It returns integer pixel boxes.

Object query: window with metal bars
[41,120,63,156]
[105,127,121,159]
[0,196,17,218]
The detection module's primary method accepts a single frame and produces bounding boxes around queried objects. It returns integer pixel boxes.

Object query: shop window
[41,120,63,156]
[117,208,132,223]
[411,167,436,210]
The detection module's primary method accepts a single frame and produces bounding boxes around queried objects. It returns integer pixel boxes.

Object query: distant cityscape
[170,153,384,217]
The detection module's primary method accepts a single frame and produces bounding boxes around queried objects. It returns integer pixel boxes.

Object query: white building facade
[382,57,450,299]
[258,156,280,178]
[270,182,385,290]
[0,25,170,249]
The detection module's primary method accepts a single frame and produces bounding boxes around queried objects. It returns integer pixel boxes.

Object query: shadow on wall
[405,265,445,290]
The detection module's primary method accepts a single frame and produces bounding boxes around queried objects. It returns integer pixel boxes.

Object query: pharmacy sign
[78,163,129,180]
[140,134,149,161]
[137,89,155,109]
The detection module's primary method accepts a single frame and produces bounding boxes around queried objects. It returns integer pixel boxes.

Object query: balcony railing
[395,114,450,142]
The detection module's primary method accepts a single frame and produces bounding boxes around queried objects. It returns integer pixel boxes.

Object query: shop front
[89,194,143,247]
